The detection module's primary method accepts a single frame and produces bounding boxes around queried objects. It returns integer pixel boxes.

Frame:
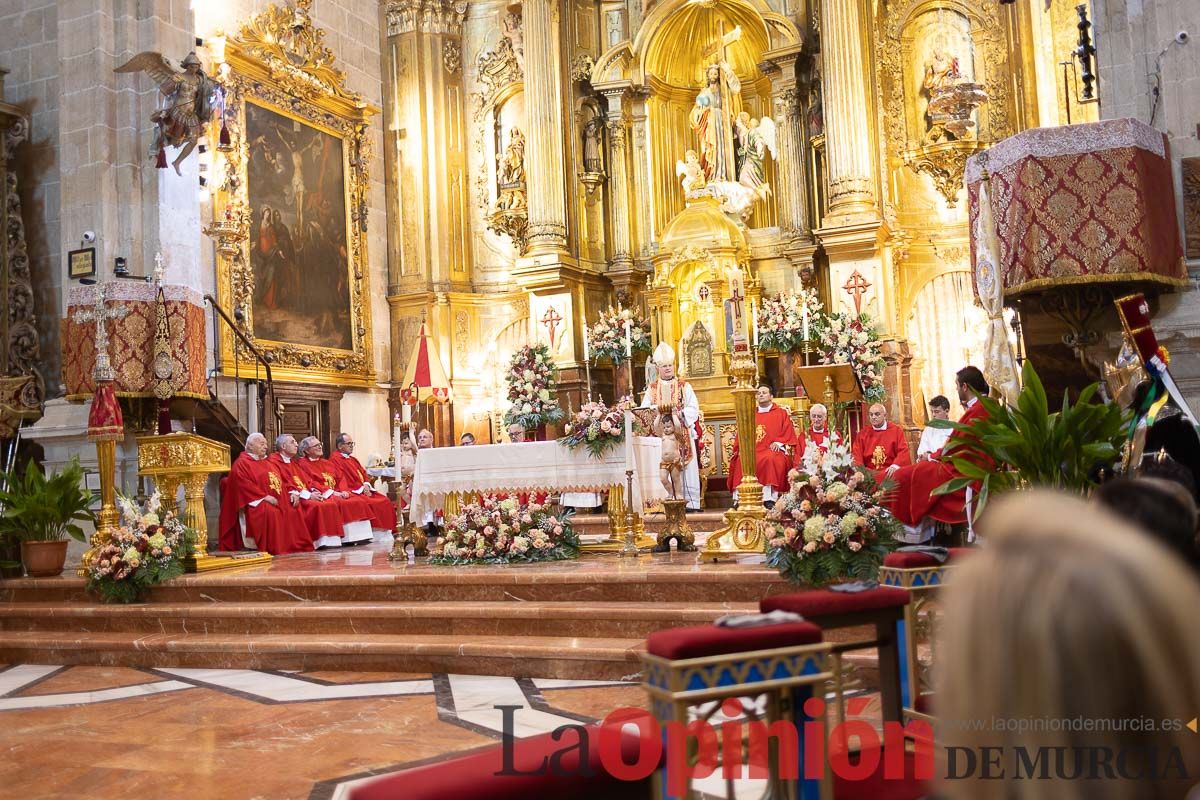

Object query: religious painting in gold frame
[211,0,379,387]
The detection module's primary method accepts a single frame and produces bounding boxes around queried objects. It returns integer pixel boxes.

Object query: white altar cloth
[409,438,666,523]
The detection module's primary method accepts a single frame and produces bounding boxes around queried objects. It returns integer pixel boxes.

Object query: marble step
[1,564,791,604]
[0,600,756,638]
[0,630,650,680]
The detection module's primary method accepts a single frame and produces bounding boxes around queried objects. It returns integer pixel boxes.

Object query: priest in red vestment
[331,432,397,533]
[852,403,912,476]
[270,434,363,548]
[296,437,374,545]
[797,403,833,466]
[218,433,311,555]
[888,366,992,528]
[727,384,799,507]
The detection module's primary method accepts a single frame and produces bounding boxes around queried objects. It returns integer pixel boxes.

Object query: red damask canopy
[966,118,1187,297]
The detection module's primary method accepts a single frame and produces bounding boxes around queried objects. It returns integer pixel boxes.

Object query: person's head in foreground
[1094,476,1200,573]
[937,490,1200,800]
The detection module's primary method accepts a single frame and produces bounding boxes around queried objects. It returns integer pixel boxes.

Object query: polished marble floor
[1,662,882,799]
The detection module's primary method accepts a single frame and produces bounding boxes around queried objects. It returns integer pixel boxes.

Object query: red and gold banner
[967,118,1187,297]
[63,284,207,400]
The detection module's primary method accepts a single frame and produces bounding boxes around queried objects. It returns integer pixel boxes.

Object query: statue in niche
[497,128,527,210]
[582,116,604,174]
[734,111,776,201]
[689,61,741,183]
[920,36,986,144]
[115,51,222,175]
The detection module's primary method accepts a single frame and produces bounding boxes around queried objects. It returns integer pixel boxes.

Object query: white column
[820,0,877,221]
[522,0,569,254]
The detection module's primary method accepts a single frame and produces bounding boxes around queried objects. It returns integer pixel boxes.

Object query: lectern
[795,363,863,447]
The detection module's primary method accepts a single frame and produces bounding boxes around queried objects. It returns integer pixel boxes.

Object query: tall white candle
[677,339,684,373]
[751,300,759,346]
[402,402,411,424]
[393,413,401,467]
[583,325,591,362]
[802,305,810,342]
[624,319,633,358]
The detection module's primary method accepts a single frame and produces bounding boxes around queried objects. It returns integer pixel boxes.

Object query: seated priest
[726,383,798,508]
[886,366,992,541]
[218,433,312,555]
[296,436,376,545]
[853,402,912,476]
[331,432,397,536]
[271,434,370,548]
[797,402,833,466]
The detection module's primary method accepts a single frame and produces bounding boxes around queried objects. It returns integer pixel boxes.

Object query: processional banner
[965,118,1187,297]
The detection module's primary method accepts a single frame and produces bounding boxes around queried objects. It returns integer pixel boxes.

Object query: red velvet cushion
[760,587,910,618]
[947,547,974,561]
[882,551,943,569]
[913,693,934,715]
[831,746,929,800]
[349,724,652,800]
[645,621,823,660]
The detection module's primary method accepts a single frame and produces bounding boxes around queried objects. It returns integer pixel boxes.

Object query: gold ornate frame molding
[211,0,380,387]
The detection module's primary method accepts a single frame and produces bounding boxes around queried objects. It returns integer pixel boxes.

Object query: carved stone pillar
[819,0,877,222]
[385,0,470,294]
[763,47,810,243]
[522,0,570,255]
[601,90,634,271]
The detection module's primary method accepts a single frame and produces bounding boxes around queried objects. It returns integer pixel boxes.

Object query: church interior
[2,0,1200,796]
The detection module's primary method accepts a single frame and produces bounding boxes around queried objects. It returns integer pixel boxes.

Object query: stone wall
[1094,0,1200,406]
[0,0,61,395]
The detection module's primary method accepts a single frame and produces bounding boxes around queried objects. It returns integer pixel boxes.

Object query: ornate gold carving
[443,40,462,74]
[138,432,232,474]
[235,0,364,107]
[214,3,380,386]
[387,0,466,36]
[904,141,980,207]
[476,37,522,97]
[570,54,596,83]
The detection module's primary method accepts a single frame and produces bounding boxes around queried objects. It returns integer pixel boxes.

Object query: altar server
[331,432,397,535]
[218,433,311,554]
[726,383,798,508]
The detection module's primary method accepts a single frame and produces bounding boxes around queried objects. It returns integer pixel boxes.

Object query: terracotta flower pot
[20,540,69,578]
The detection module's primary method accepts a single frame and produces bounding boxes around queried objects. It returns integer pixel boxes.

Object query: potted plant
[0,458,95,577]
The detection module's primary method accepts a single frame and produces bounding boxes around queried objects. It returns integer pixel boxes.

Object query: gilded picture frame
[211,0,379,387]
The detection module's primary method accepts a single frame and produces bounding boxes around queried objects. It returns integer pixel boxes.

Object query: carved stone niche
[0,69,44,438]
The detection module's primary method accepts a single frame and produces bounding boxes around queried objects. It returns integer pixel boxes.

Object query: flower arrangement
[85,492,195,604]
[586,306,651,365]
[816,311,887,404]
[558,397,647,459]
[503,343,565,430]
[765,434,901,586]
[432,496,580,565]
[756,289,824,353]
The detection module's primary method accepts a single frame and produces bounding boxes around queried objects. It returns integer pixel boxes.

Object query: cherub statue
[396,428,418,507]
[674,149,707,193]
[115,51,221,175]
[654,410,692,499]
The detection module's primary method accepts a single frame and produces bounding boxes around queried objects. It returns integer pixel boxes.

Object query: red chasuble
[269,453,352,542]
[217,453,311,555]
[796,428,831,467]
[297,457,374,524]
[332,452,398,532]
[852,423,912,471]
[727,404,800,494]
[887,400,990,525]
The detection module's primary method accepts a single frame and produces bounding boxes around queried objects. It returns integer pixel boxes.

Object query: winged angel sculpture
[115,51,223,175]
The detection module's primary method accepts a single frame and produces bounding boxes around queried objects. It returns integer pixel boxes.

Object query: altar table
[409,438,667,539]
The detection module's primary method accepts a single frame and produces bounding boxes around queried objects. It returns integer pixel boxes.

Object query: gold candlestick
[618,469,640,558]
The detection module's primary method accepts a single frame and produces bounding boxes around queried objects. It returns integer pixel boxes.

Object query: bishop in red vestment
[727,385,799,504]
[218,434,311,555]
[887,367,992,526]
[271,435,361,548]
[796,403,833,466]
[332,432,397,533]
[853,403,912,474]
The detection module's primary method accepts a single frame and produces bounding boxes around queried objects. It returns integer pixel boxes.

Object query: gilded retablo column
[606,112,634,269]
[820,0,876,220]
[522,0,569,253]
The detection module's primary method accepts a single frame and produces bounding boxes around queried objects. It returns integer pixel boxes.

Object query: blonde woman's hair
[937,490,1200,800]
